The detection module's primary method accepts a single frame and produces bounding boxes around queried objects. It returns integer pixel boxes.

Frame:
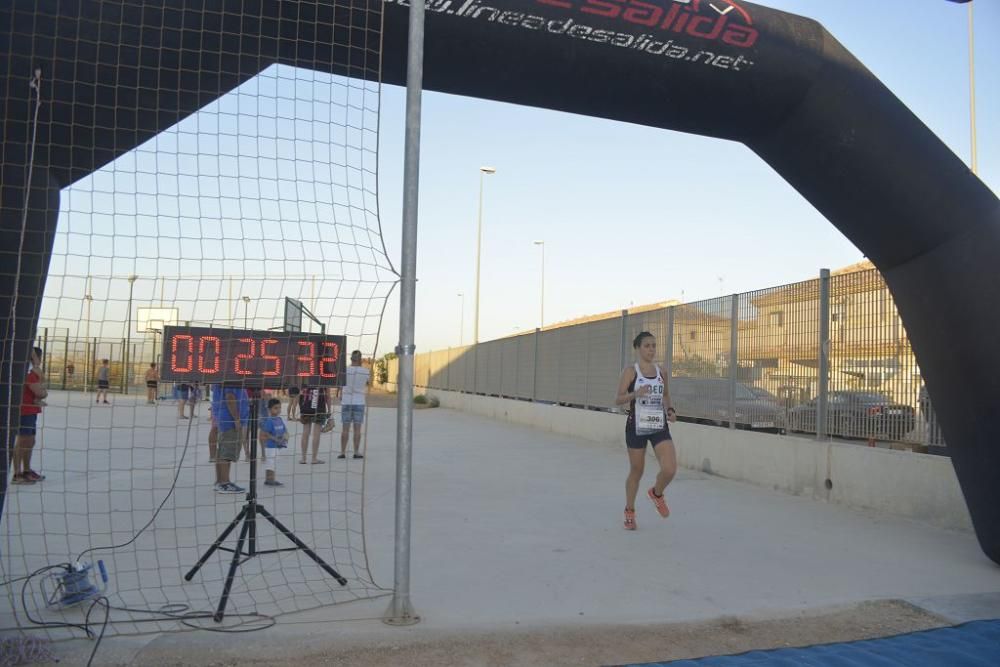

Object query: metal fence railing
[31,329,166,395]
[387,267,947,454]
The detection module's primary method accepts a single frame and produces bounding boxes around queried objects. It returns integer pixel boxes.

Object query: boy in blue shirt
[259,398,289,487]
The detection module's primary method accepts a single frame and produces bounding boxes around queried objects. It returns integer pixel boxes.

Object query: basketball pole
[384,0,423,626]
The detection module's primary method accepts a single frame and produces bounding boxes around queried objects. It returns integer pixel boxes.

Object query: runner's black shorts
[625,418,672,450]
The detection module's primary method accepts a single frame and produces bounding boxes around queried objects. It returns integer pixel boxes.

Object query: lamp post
[533,240,545,329]
[457,292,465,346]
[473,166,496,344]
[242,295,251,329]
[124,274,138,394]
[84,278,93,392]
[967,1,978,175]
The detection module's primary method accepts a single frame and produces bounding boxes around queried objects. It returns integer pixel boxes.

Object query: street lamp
[457,292,465,346]
[83,278,93,391]
[533,240,545,329]
[967,1,978,174]
[124,274,138,394]
[473,166,496,344]
[242,295,251,329]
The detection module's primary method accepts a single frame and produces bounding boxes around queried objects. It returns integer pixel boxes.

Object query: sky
[41,0,999,359]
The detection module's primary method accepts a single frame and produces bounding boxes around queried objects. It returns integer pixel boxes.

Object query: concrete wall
[429,390,972,532]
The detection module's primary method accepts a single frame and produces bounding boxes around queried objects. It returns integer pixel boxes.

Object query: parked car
[747,386,779,402]
[669,377,786,432]
[787,391,916,441]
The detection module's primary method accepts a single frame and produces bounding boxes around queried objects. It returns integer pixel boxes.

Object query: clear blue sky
[374,0,999,354]
[42,0,997,360]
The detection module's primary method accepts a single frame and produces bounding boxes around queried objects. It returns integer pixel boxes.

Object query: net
[1,0,395,644]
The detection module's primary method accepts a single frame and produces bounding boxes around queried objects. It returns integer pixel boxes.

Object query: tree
[374,352,397,385]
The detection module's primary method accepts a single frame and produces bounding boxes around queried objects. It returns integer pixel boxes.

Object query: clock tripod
[183,385,347,622]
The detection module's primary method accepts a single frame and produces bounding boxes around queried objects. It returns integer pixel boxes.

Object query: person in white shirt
[338,350,370,459]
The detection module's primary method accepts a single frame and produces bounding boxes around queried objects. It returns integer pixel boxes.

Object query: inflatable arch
[2,0,999,562]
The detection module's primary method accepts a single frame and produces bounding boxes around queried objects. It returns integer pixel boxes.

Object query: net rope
[1,0,396,642]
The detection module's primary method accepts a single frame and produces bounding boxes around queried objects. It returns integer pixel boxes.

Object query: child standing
[96,359,110,404]
[259,398,288,486]
[144,363,159,404]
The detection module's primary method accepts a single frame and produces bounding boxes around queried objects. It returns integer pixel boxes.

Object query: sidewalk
[14,403,1000,665]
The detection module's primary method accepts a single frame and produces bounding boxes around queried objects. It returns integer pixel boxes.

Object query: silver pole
[458,293,464,346]
[619,309,629,374]
[817,269,831,440]
[728,294,738,430]
[384,0,424,627]
[473,166,495,344]
[84,276,92,392]
[474,173,484,344]
[539,242,545,328]
[967,2,978,175]
[665,306,674,379]
[125,275,137,395]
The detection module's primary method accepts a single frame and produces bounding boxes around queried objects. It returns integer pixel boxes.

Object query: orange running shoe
[623,508,637,531]
[647,487,670,518]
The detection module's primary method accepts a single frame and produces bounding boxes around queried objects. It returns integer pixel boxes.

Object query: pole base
[383,595,420,626]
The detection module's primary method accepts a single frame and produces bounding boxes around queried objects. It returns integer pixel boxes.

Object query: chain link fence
[31,329,166,396]
[394,266,946,453]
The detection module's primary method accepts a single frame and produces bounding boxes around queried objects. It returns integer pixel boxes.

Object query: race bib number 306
[636,403,665,435]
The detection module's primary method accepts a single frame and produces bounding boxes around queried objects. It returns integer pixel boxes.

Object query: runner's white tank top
[633,363,664,409]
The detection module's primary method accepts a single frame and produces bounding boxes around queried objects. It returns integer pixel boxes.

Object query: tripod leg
[214,517,252,622]
[257,506,348,585]
[184,505,248,581]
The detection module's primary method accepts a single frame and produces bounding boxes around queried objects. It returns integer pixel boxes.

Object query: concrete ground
[3,393,1000,665]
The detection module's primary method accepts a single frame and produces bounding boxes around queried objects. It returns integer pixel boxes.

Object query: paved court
[3,395,999,665]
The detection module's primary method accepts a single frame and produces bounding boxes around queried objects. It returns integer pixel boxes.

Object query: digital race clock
[160,326,346,388]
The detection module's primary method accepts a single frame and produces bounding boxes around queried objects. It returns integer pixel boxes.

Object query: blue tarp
[619,619,1000,667]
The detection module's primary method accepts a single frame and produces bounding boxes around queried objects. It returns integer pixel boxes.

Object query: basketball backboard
[136,307,180,334]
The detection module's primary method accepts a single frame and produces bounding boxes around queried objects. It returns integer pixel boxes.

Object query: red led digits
[234,338,255,375]
[198,336,221,373]
[319,341,339,378]
[171,334,194,373]
[296,341,316,377]
[164,326,344,386]
[260,339,282,376]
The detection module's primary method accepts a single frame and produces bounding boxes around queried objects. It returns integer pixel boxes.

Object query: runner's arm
[660,364,676,421]
[615,367,638,406]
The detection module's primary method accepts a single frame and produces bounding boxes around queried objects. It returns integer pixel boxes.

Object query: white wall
[429,390,972,532]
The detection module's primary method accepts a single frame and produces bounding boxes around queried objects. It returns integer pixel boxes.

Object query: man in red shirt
[13,347,47,485]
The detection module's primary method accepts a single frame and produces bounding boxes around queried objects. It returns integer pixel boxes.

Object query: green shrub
[413,394,428,405]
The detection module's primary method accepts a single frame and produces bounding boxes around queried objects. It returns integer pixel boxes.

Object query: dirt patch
[138,600,946,666]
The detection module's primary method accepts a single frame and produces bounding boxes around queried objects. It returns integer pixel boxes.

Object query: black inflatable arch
[2,1,999,562]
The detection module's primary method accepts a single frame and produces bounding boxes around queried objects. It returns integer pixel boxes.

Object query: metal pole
[728,295,738,430]
[817,269,831,440]
[125,275,137,395]
[541,243,545,328]
[665,306,674,379]
[84,277,92,392]
[474,173,484,345]
[540,243,544,328]
[619,309,629,374]
[533,240,545,328]
[967,2,978,175]
[63,331,69,390]
[533,327,540,402]
[473,166,495,344]
[458,293,464,346]
[384,0,423,626]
